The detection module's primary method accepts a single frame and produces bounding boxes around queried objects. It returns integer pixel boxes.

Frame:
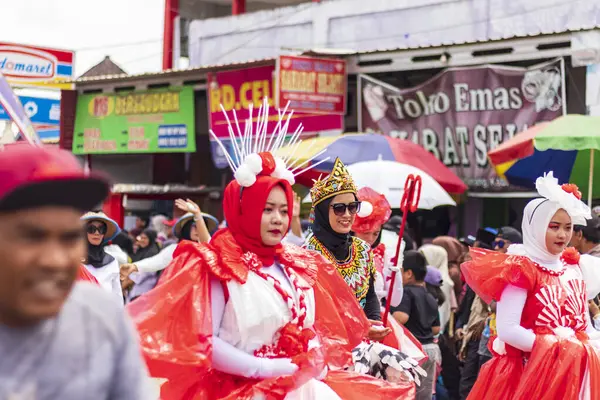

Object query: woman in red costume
[127,99,420,399]
[461,172,600,399]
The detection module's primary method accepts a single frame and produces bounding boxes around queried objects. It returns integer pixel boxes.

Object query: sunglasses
[493,239,506,249]
[86,224,107,235]
[330,201,361,216]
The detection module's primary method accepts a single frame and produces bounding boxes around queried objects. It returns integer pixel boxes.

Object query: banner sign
[0,95,60,125]
[276,55,346,115]
[72,86,196,154]
[0,42,74,89]
[208,65,343,168]
[359,59,565,189]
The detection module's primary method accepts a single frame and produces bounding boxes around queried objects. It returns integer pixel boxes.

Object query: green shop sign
[72,86,196,154]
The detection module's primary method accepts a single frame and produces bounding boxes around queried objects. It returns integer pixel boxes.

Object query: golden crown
[310,158,357,206]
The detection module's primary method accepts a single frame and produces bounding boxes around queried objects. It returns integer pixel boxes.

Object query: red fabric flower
[561,183,582,200]
[561,247,581,265]
[278,323,316,357]
[254,322,316,358]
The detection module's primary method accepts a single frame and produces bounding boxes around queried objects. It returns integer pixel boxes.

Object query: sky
[0,0,166,82]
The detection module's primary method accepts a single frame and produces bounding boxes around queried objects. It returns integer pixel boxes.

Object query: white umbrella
[303,159,456,210]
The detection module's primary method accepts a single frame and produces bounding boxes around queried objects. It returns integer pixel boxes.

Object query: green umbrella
[489,114,600,206]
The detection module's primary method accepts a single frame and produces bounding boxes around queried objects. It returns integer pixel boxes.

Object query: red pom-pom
[258,152,276,176]
[561,247,580,265]
[352,187,392,233]
[561,183,582,200]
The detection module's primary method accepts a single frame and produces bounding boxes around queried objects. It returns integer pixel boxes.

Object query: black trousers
[459,340,481,400]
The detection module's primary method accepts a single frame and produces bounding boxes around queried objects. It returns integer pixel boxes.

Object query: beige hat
[81,211,120,241]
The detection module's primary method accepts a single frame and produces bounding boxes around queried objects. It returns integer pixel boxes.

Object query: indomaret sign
[359,59,565,189]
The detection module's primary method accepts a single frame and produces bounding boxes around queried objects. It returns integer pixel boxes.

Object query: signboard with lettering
[359,59,565,189]
[72,86,196,154]
[0,42,74,89]
[0,95,60,125]
[276,55,346,115]
[207,65,344,168]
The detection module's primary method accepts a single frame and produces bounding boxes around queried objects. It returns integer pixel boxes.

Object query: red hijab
[216,174,294,266]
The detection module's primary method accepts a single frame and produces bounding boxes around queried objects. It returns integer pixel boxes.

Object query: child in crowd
[392,251,442,400]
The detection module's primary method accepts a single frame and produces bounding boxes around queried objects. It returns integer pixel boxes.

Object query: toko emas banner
[359,58,565,189]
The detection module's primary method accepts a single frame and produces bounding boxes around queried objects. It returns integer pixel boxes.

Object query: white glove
[553,326,575,339]
[492,338,507,355]
[258,358,298,378]
[388,239,405,273]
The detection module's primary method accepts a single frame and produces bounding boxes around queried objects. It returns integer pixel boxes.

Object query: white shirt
[83,258,124,306]
[135,244,177,273]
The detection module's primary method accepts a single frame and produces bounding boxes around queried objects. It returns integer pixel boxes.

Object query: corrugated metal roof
[352,27,598,55]
[69,57,275,85]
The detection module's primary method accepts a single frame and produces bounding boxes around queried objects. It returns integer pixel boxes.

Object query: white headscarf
[419,244,454,289]
[507,172,591,268]
[420,244,454,331]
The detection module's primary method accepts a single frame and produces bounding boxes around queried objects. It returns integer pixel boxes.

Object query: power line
[75,39,163,52]
[120,3,313,67]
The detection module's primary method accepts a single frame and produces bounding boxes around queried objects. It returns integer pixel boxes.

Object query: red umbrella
[282,134,467,194]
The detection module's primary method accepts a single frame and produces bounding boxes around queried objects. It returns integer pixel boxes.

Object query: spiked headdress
[209,97,329,187]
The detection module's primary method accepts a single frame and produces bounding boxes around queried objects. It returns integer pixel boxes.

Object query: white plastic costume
[211,264,341,398]
[83,258,123,306]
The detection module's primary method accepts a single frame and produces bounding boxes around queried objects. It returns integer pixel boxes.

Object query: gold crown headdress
[209,97,330,187]
[310,157,357,206]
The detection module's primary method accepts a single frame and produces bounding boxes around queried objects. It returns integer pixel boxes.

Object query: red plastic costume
[127,175,416,400]
[461,248,600,400]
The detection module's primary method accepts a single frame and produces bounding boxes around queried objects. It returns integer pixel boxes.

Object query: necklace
[311,235,356,266]
[240,251,314,358]
[533,261,566,276]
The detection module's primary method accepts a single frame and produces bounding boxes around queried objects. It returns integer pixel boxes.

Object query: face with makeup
[329,193,360,234]
[546,208,573,255]
[260,185,290,246]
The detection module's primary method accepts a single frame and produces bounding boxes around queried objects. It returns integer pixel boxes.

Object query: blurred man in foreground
[0,143,153,399]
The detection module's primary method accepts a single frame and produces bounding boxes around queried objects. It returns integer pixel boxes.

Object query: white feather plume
[209,97,328,187]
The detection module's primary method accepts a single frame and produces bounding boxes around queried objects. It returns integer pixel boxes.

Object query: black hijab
[86,221,115,269]
[312,197,354,262]
[132,229,160,262]
[178,220,194,241]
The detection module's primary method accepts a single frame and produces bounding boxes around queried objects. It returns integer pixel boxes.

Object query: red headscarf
[215,174,294,266]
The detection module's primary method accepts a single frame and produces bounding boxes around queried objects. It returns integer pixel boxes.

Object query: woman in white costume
[81,211,123,305]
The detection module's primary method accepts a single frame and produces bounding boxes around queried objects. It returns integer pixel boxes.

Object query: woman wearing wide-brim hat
[120,199,215,283]
[81,211,124,305]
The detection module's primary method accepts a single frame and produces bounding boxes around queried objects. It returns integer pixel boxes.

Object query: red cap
[164,218,177,227]
[0,143,109,212]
